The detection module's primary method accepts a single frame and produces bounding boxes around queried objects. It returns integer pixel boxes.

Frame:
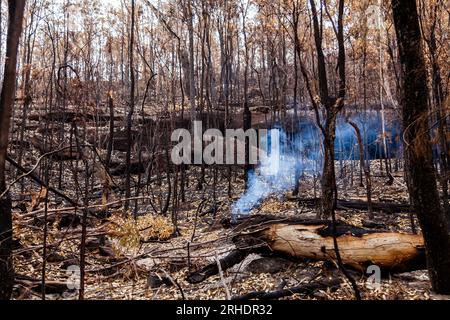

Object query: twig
[160,268,185,300]
[6,156,79,207]
[1,146,74,199]
[216,252,231,300]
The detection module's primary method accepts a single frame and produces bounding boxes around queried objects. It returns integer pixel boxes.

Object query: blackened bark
[321,118,337,218]
[427,18,450,220]
[392,0,450,294]
[348,120,373,218]
[0,0,26,300]
[0,196,13,299]
[309,0,346,218]
[124,0,136,211]
[243,103,252,186]
[186,249,248,284]
[242,7,252,189]
[106,93,114,168]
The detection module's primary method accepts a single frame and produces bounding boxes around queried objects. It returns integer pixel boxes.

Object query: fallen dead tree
[187,215,425,284]
[336,199,410,213]
[109,152,169,176]
[15,274,70,294]
[28,111,122,124]
[289,196,411,213]
[30,136,82,161]
[233,216,425,272]
[186,249,248,284]
[231,278,342,300]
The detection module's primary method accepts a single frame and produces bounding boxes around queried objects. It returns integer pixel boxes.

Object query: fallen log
[109,152,169,176]
[186,249,248,284]
[187,216,425,284]
[6,156,102,226]
[231,278,342,300]
[28,111,119,124]
[6,155,79,207]
[15,274,70,294]
[30,136,82,161]
[336,199,410,213]
[289,196,411,213]
[232,216,425,273]
[109,160,146,176]
[147,272,173,289]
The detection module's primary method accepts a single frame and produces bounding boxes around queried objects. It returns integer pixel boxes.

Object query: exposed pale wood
[187,217,425,286]
[232,216,425,273]
[263,223,424,272]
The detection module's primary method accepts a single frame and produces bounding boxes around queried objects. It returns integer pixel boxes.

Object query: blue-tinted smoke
[231,112,402,218]
[231,127,320,218]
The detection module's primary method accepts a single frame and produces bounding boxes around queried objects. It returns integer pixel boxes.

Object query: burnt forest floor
[9,161,447,300]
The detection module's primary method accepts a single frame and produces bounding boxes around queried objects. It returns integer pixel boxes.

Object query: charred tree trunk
[348,120,373,218]
[392,0,450,294]
[309,0,346,218]
[423,3,450,219]
[106,93,114,169]
[291,1,301,197]
[0,0,26,300]
[187,0,196,125]
[321,117,338,218]
[124,0,136,211]
[242,6,252,189]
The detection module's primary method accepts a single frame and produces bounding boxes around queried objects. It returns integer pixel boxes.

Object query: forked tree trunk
[391,0,450,294]
[308,0,346,218]
[0,0,26,300]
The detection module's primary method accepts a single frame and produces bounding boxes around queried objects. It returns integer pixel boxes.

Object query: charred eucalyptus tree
[391,0,450,294]
[309,0,346,218]
[0,0,26,300]
[241,0,252,189]
[124,0,136,211]
[418,0,450,219]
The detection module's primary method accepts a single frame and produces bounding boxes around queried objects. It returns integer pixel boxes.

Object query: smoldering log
[232,216,425,273]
